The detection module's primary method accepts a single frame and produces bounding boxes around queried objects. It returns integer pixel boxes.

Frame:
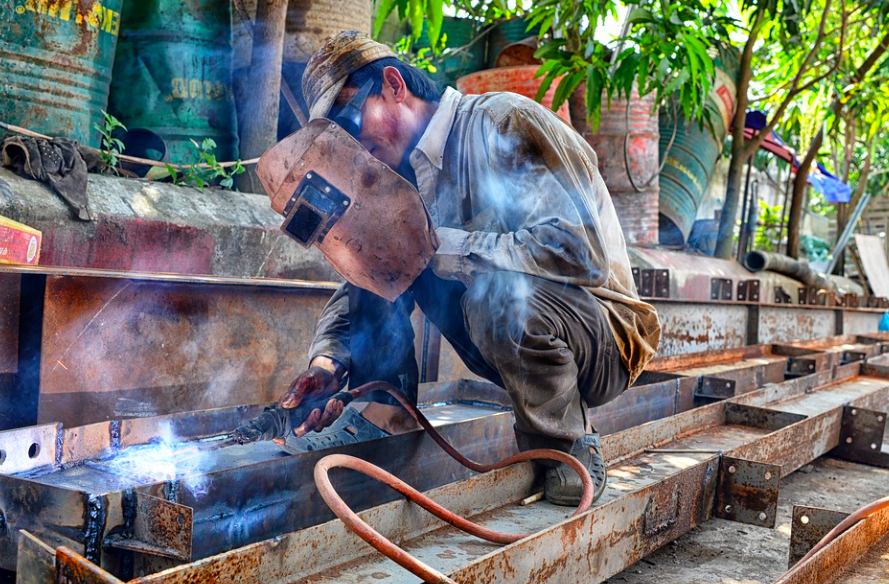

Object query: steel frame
[11,353,889,584]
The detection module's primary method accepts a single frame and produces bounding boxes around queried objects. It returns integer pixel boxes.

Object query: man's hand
[273,358,345,447]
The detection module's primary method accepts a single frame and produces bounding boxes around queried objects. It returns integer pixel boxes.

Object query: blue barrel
[485,17,540,67]
[658,46,741,245]
[0,0,124,148]
[108,0,238,163]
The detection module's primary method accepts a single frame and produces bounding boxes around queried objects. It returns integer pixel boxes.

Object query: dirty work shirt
[309,87,661,445]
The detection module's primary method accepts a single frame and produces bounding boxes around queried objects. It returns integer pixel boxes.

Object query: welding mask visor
[256,111,439,302]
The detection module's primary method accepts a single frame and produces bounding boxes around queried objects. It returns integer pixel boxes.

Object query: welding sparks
[56,360,68,370]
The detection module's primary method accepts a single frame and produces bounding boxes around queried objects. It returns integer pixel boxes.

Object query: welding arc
[312,381,594,584]
[776,494,889,581]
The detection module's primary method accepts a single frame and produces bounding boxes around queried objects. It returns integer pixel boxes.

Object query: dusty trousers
[347,269,631,453]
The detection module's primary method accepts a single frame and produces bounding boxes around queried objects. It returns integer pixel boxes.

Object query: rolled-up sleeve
[431,106,610,288]
[308,283,351,369]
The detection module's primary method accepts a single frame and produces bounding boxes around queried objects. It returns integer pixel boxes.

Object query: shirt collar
[412,87,461,171]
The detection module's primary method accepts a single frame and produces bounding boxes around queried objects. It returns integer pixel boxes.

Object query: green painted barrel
[658,46,741,245]
[485,17,540,68]
[108,0,238,164]
[0,0,124,148]
[414,17,486,90]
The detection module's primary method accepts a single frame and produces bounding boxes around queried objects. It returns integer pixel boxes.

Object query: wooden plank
[854,234,889,298]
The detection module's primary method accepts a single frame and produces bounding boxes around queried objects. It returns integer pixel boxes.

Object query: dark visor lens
[333,79,373,138]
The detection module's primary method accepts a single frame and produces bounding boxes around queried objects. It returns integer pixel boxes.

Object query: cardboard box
[0,215,41,265]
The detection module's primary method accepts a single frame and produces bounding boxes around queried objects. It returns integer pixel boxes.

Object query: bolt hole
[846,437,853,444]
[871,443,878,450]
[28,443,40,459]
[758,512,767,521]
[801,515,810,524]
[0,450,5,466]
[728,465,736,474]
[764,471,773,481]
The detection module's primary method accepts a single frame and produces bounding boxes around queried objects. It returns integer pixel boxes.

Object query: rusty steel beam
[4,337,856,577]
[774,503,889,584]
[17,358,889,584]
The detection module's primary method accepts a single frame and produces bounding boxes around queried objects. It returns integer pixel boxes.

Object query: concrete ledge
[0,168,339,280]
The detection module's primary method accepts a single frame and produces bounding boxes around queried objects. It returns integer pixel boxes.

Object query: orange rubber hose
[313,381,595,584]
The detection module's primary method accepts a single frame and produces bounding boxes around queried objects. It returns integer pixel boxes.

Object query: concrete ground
[604,455,889,584]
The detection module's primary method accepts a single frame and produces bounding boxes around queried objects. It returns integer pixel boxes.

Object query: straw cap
[302,30,397,120]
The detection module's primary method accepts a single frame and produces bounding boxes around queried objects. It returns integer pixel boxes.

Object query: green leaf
[534,71,559,102]
[425,0,443,49]
[625,7,655,25]
[553,70,584,111]
[373,0,397,37]
[408,0,424,41]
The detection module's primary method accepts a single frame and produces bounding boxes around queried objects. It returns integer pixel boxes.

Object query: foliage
[375,0,448,51]
[754,200,786,252]
[164,139,245,191]
[93,111,126,173]
[529,0,735,128]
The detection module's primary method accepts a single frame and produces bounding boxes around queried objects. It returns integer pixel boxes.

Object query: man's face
[332,67,415,170]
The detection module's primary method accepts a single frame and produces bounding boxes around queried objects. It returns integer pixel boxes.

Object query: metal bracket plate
[833,405,889,467]
[710,278,733,301]
[695,377,736,404]
[786,357,818,378]
[775,286,792,304]
[840,350,867,365]
[714,456,781,528]
[788,505,849,567]
[737,279,760,302]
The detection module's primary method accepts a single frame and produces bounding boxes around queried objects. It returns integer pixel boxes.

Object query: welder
[257,31,661,506]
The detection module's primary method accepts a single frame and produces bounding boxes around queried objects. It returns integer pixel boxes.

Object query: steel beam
[18,360,889,584]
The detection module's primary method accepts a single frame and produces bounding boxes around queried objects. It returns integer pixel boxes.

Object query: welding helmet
[256,86,439,302]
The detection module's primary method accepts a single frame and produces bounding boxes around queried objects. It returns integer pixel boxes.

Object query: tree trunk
[716,145,747,258]
[786,30,889,257]
[236,0,288,193]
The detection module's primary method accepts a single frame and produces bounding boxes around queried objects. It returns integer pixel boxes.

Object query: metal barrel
[108,0,239,164]
[570,84,660,247]
[0,0,124,148]
[485,17,539,68]
[414,17,486,90]
[658,46,741,245]
[456,66,570,122]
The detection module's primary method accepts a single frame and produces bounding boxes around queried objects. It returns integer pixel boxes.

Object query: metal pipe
[745,250,837,292]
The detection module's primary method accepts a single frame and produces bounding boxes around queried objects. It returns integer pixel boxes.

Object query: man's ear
[382,66,408,103]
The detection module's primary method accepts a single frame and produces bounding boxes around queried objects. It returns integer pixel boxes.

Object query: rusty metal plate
[788,505,848,567]
[0,423,60,474]
[55,546,124,584]
[0,273,20,374]
[17,530,56,584]
[725,402,807,432]
[103,493,193,562]
[38,275,332,427]
[714,456,781,528]
[696,377,736,403]
[833,405,889,467]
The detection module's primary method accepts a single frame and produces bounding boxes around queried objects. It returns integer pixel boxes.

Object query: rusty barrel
[0,0,124,148]
[658,47,741,245]
[485,17,540,68]
[108,0,239,163]
[570,84,660,247]
[456,66,571,123]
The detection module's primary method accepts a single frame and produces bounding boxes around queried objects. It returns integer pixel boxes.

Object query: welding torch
[224,388,361,446]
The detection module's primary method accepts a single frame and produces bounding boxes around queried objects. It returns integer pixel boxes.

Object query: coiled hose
[312,381,595,584]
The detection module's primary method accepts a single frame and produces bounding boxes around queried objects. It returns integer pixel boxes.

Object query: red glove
[274,365,344,445]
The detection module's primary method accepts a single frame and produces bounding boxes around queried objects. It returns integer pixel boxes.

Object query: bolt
[879,416,885,423]
[728,465,736,474]
[871,443,878,450]
[801,515,810,525]
[846,437,854,444]
[851,409,858,416]
[724,505,733,513]
[307,173,313,179]
[764,471,772,481]
[324,186,331,193]
[343,201,350,207]
[758,512,767,521]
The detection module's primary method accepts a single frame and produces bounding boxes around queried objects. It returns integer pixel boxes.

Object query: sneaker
[543,432,607,506]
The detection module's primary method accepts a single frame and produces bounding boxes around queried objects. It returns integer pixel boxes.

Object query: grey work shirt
[310,87,661,384]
